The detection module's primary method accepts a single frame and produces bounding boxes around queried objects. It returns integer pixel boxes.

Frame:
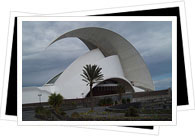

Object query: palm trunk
[90,83,94,111]
[119,92,122,104]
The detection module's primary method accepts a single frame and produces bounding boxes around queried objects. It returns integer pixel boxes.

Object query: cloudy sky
[22,20,172,90]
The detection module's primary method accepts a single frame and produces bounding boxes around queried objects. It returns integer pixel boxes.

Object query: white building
[23,27,155,104]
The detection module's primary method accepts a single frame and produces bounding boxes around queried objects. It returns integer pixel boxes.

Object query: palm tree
[81,64,104,111]
[48,93,64,112]
[118,85,125,104]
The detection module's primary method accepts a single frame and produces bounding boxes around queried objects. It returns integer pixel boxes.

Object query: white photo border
[0,1,192,135]
[1,1,193,121]
[75,126,159,135]
[17,16,177,126]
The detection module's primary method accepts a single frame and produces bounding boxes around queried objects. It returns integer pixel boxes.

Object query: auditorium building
[23,27,155,104]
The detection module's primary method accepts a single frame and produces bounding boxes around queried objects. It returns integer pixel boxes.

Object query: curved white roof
[51,48,135,99]
[49,27,155,91]
[23,48,135,104]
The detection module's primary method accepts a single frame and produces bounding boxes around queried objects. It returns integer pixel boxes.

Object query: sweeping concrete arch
[49,27,155,91]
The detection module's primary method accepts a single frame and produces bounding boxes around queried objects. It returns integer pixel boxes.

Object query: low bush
[35,106,52,120]
[115,100,118,105]
[126,98,130,103]
[98,99,105,106]
[122,98,126,104]
[71,102,77,107]
[35,106,44,114]
[35,106,51,116]
[59,111,67,116]
[98,98,113,106]
[87,110,94,114]
[125,107,139,117]
[71,112,80,118]
[140,109,172,114]
[106,98,113,105]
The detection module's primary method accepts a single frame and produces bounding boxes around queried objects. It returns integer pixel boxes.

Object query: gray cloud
[22,21,172,90]
[154,77,172,90]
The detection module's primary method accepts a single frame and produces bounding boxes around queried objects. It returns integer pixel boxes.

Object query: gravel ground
[64,106,124,117]
[22,106,125,121]
[22,110,40,121]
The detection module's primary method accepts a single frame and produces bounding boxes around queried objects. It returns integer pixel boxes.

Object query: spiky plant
[48,93,64,112]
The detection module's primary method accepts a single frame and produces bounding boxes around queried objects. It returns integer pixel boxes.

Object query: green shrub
[35,106,44,114]
[87,110,94,114]
[126,98,130,103]
[71,102,76,107]
[35,106,51,116]
[98,99,105,106]
[115,100,118,105]
[122,98,126,104]
[48,93,64,111]
[98,98,113,106]
[106,98,113,105]
[71,112,80,118]
[140,109,172,114]
[125,107,139,117]
[60,111,67,116]
[35,106,52,120]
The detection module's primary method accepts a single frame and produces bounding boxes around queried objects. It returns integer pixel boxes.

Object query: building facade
[23,27,155,104]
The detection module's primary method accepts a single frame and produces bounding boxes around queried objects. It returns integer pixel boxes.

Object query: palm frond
[81,64,104,87]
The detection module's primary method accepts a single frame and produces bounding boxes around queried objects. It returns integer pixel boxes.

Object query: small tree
[81,64,104,111]
[48,93,64,113]
[118,85,126,104]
